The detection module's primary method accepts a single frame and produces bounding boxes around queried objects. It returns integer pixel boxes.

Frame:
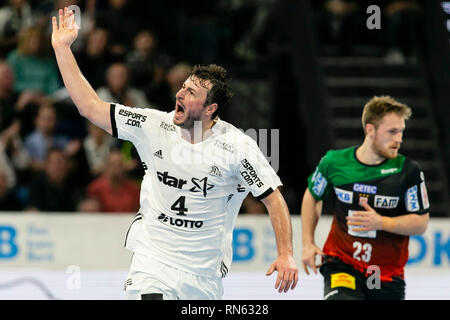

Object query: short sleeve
[110,103,160,145]
[404,162,430,215]
[236,136,282,200]
[307,152,333,201]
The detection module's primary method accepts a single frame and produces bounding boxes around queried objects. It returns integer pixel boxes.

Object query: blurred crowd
[0,0,424,214]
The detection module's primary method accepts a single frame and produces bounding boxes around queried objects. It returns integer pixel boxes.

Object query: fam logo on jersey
[353,183,377,194]
[119,109,147,128]
[240,159,264,188]
[311,168,327,197]
[374,195,399,209]
[334,187,353,204]
[158,213,203,230]
[406,185,419,212]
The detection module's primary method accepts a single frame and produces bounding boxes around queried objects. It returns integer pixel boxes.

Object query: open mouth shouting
[174,101,186,123]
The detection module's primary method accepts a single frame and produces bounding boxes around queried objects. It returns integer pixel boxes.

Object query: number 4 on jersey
[171,196,188,216]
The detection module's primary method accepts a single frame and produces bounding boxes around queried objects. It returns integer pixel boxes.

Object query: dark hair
[190,64,234,119]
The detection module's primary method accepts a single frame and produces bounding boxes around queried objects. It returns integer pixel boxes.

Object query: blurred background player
[301,96,429,300]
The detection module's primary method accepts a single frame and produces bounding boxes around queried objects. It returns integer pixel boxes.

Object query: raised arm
[261,188,299,293]
[51,7,111,134]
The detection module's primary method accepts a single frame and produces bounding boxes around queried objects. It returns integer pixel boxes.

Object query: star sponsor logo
[374,195,399,209]
[190,177,214,197]
[157,171,187,189]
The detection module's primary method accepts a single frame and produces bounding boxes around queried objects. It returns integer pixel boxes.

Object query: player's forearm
[263,190,294,256]
[381,213,429,236]
[53,46,102,117]
[301,189,322,246]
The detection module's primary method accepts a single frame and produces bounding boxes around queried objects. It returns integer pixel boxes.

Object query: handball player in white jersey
[51,8,298,300]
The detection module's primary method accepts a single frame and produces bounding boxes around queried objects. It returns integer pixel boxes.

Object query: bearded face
[370,113,405,160]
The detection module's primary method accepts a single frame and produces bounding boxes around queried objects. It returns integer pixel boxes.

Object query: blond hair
[362,96,412,134]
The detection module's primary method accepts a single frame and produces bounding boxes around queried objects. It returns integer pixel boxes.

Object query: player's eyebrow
[182,81,198,95]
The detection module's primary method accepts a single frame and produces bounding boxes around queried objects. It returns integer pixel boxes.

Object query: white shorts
[124,252,224,300]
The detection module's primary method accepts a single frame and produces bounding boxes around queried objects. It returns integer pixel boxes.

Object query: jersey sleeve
[404,161,430,215]
[110,103,161,145]
[307,151,333,201]
[235,136,282,200]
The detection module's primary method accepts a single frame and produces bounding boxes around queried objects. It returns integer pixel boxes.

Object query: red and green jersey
[307,146,430,282]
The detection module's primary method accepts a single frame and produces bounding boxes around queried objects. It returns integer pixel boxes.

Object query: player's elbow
[413,213,429,235]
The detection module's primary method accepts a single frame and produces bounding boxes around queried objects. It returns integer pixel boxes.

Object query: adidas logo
[153,150,163,159]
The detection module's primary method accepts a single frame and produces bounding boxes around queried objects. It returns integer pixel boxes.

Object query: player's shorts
[124,251,224,300]
[320,256,405,300]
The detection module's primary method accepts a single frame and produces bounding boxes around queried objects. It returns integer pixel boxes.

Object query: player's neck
[180,119,217,144]
[356,141,386,165]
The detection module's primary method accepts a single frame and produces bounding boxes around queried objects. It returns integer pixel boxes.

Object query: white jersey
[111,103,282,279]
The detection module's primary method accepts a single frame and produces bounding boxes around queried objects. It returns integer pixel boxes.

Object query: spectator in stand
[77,196,101,213]
[87,150,140,213]
[311,0,364,53]
[0,0,34,57]
[383,0,424,65]
[96,62,150,108]
[126,30,171,94]
[83,120,114,177]
[77,28,115,90]
[0,60,49,138]
[0,61,18,131]
[7,25,61,95]
[26,147,79,212]
[24,102,80,171]
[95,0,139,59]
[0,167,22,211]
[0,120,29,190]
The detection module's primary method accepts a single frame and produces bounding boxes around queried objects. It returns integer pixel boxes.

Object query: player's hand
[51,7,79,50]
[301,243,324,275]
[346,202,383,232]
[266,254,298,293]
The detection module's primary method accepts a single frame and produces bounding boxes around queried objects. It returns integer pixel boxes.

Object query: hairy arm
[261,188,298,292]
[52,7,111,134]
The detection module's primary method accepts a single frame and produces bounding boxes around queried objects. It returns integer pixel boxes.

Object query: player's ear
[365,123,376,139]
[205,103,218,117]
